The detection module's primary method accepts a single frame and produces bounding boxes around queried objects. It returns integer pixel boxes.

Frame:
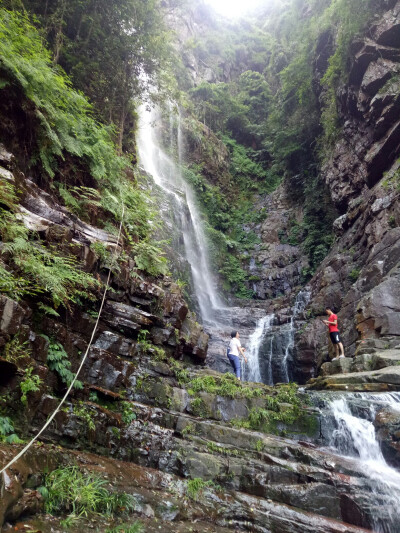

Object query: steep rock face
[243,185,310,299]
[295,2,400,381]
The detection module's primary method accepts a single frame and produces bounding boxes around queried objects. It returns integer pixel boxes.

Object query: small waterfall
[325,393,400,532]
[244,314,274,384]
[137,105,224,323]
[281,289,310,381]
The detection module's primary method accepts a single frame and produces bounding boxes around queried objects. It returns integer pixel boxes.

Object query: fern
[0,8,128,182]
[0,209,98,307]
[44,336,83,389]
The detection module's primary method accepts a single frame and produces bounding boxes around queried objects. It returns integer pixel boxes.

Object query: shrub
[20,366,42,405]
[0,416,23,444]
[39,466,136,519]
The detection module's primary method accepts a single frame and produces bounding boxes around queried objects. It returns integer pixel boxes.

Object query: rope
[0,204,125,476]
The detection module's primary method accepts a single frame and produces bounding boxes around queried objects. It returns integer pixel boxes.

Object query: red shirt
[328,314,339,332]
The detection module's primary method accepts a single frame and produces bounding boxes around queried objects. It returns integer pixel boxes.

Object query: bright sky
[204,0,265,19]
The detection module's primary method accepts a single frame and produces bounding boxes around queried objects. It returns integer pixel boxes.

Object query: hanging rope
[0,204,125,476]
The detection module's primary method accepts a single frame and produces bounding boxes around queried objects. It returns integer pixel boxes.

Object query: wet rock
[320,358,353,377]
[374,406,400,467]
[307,366,400,391]
[356,273,400,336]
[180,312,209,360]
[93,330,137,358]
[82,346,135,391]
[361,58,399,96]
[0,296,27,335]
[372,0,400,46]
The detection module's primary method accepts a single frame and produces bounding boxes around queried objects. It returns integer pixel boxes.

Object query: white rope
[0,204,125,476]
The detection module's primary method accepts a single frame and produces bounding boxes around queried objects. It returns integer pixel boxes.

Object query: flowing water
[137,103,400,531]
[137,105,224,323]
[314,392,400,532]
[243,314,274,384]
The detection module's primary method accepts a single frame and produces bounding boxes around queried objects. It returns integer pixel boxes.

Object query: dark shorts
[330,332,342,345]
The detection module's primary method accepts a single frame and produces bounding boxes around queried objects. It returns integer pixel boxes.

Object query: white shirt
[229,337,241,356]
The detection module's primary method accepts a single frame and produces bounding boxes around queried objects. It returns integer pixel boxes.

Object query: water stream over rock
[137,105,224,323]
[310,391,400,532]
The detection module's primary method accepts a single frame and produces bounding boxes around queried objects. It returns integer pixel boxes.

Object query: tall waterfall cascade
[137,105,315,388]
[137,105,224,324]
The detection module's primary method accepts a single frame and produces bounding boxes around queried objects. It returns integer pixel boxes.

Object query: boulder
[374,406,400,467]
[0,296,27,335]
[356,273,400,336]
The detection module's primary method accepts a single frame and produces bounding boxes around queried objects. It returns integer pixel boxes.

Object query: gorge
[1,1,400,532]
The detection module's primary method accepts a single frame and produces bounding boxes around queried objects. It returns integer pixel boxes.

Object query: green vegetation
[38,466,136,519]
[0,416,23,444]
[18,0,173,149]
[0,8,171,281]
[187,372,268,400]
[71,403,96,432]
[45,337,83,389]
[190,397,210,418]
[20,366,42,405]
[349,268,361,283]
[0,207,98,308]
[3,334,31,364]
[207,441,241,457]
[119,402,137,425]
[0,8,125,180]
[137,330,167,360]
[168,0,384,291]
[186,478,221,501]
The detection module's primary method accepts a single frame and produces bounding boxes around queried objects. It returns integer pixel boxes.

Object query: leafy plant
[20,366,42,405]
[119,402,137,425]
[0,209,98,308]
[0,261,41,301]
[186,478,220,501]
[72,403,96,432]
[3,334,31,364]
[131,240,168,277]
[38,466,136,519]
[349,268,360,283]
[45,337,83,389]
[0,416,23,444]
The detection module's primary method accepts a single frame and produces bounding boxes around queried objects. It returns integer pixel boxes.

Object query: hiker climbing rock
[227,331,247,380]
[323,307,345,360]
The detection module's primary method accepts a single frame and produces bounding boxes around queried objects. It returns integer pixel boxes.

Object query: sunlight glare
[204,0,264,18]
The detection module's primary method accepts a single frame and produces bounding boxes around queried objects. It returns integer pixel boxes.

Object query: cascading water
[137,105,224,323]
[243,314,274,384]
[315,392,400,532]
[281,289,310,381]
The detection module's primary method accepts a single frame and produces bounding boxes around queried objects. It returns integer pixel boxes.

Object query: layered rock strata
[295,2,400,381]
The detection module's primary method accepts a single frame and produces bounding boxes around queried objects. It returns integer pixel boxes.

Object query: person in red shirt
[323,307,345,360]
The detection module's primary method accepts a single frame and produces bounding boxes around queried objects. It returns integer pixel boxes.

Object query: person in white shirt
[227,331,247,380]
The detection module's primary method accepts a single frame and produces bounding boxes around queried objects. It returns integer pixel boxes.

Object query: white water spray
[244,314,274,384]
[137,105,224,323]
[280,290,311,382]
[328,393,400,532]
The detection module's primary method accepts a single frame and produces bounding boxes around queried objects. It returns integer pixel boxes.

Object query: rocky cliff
[1,147,396,533]
[295,0,400,381]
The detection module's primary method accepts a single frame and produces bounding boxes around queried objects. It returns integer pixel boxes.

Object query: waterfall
[244,314,274,384]
[137,105,224,324]
[325,393,400,532]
